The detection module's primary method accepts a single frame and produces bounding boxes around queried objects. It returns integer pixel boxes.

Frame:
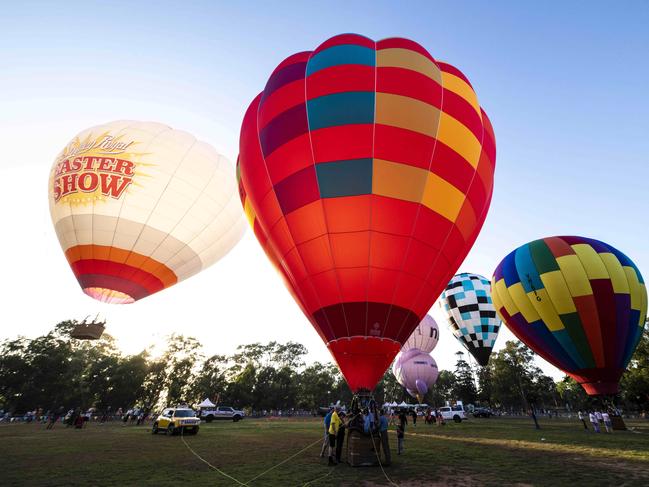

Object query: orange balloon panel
[50,121,245,303]
[238,34,496,391]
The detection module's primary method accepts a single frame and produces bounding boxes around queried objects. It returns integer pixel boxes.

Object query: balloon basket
[346,429,381,467]
[611,416,626,431]
[71,321,105,340]
[344,391,384,467]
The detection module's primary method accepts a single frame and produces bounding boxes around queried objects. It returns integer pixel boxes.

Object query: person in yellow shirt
[328,406,341,465]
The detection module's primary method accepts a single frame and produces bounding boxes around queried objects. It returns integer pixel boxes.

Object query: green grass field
[1,417,648,486]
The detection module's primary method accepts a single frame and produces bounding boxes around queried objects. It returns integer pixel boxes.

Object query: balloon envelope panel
[238,33,496,391]
[403,314,439,353]
[49,121,245,303]
[492,236,647,395]
[439,273,501,365]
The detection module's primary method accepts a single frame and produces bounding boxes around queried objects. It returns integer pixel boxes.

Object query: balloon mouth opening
[328,337,402,393]
[579,381,620,396]
[568,370,623,396]
[83,287,135,304]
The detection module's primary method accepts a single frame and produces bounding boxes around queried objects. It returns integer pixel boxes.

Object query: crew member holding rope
[328,405,342,466]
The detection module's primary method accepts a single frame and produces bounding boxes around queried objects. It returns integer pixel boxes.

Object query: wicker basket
[611,416,627,431]
[347,429,381,467]
[71,322,105,340]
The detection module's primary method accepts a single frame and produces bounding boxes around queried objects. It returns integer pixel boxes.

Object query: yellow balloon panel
[49,120,246,303]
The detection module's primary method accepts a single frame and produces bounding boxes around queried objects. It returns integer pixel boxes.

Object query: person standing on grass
[411,408,417,426]
[602,411,612,433]
[595,410,603,426]
[398,409,408,454]
[398,409,408,429]
[320,407,333,457]
[46,407,63,430]
[388,408,397,427]
[73,408,84,429]
[379,409,391,466]
[578,410,588,430]
[363,408,373,433]
[397,420,405,455]
[589,411,600,433]
[335,411,347,464]
[328,406,342,466]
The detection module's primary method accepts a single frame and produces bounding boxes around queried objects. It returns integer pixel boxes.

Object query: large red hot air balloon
[238,34,496,392]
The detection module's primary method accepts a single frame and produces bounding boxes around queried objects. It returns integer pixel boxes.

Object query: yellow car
[152,407,200,436]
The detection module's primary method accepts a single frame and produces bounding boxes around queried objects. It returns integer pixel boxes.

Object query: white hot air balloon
[393,350,439,403]
[49,120,245,304]
[402,314,439,353]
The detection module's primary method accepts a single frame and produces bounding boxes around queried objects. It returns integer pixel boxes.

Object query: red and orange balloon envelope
[492,236,647,396]
[238,34,496,391]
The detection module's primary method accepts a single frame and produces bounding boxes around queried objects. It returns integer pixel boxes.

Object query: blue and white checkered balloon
[438,272,501,366]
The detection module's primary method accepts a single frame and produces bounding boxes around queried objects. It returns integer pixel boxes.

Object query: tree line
[0,320,647,415]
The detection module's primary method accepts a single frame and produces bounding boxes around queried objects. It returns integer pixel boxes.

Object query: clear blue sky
[1,1,648,377]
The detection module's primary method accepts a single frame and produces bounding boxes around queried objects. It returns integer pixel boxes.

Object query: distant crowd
[0,407,153,428]
[2,404,647,430]
[576,409,617,433]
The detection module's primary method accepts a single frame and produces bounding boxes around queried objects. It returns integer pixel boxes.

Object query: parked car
[199,406,245,422]
[152,407,200,436]
[439,405,467,423]
[473,407,493,418]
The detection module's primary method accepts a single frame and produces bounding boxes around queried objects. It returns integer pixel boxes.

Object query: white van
[439,405,467,423]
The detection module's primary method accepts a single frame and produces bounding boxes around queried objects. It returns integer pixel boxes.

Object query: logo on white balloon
[52,132,141,204]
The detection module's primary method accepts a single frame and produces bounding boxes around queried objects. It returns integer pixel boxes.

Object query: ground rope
[180,424,323,486]
[301,467,333,486]
[180,427,247,486]
[369,429,399,487]
[243,436,323,484]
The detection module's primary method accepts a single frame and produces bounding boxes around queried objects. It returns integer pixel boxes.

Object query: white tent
[197,398,216,408]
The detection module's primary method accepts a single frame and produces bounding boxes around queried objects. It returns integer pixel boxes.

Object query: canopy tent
[197,398,216,408]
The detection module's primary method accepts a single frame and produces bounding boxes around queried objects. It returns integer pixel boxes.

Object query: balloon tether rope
[180,425,324,485]
[243,436,323,484]
[369,427,399,487]
[180,427,247,485]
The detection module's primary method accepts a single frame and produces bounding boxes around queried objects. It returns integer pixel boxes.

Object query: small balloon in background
[402,314,439,354]
[438,273,501,366]
[393,350,439,403]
